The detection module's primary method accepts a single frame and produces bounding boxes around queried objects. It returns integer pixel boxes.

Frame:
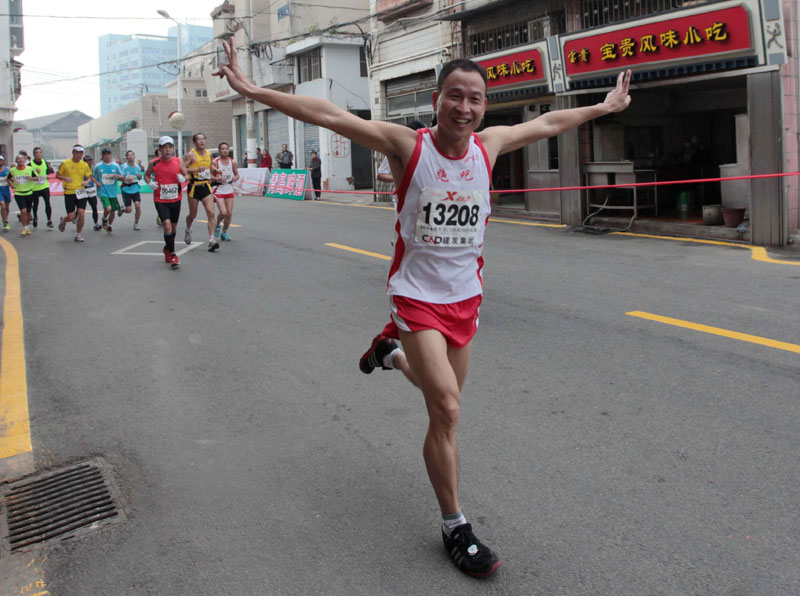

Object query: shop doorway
[482,108,525,205]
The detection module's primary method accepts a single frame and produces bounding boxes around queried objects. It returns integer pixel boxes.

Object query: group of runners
[1,133,241,269]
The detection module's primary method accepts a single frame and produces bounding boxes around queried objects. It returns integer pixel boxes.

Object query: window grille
[580,0,694,29]
[464,5,565,57]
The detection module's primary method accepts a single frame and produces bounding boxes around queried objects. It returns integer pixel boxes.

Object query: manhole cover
[0,457,126,554]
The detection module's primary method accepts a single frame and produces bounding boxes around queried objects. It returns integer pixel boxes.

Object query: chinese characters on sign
[563,6,751,76]
[477,48,545,89]
[265,169,308,200]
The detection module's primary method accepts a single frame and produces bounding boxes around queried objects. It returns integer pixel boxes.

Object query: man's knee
[427,391,461,431]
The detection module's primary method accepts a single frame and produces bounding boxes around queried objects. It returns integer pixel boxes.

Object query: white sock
[442,512,467,536]
[382,347,402,369]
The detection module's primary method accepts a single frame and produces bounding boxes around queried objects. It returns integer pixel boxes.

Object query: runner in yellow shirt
[55,145,93,242]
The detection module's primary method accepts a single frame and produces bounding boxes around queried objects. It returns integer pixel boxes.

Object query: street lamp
[158,9,183,157]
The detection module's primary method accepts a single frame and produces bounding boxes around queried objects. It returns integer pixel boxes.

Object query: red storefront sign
[478,49,545,89]
[563,6,752,76]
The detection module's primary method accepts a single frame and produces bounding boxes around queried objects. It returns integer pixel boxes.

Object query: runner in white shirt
[216,40,632,579]
[212,142,239,242]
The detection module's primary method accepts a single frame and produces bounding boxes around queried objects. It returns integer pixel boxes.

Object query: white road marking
[111,241,201,257]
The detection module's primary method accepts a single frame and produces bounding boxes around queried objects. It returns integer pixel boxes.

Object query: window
[464,8,565,57]
[580,0,689,28]
[385,71,436,119]
[359,46,368,77]
[195,89,208,97]
[298,49,321,83]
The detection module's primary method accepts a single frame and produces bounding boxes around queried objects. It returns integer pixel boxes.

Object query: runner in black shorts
[55,145,94,242]
[145,136,189,268]
[183,133,220,252]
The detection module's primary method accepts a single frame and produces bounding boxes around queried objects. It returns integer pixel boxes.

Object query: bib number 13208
[421,203,480,227]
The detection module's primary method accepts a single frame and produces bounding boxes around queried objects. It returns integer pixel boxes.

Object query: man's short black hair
[436,59,488,93]
[193,133,205,143]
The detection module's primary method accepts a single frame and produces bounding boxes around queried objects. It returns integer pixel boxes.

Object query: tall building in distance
[98,24,212,115]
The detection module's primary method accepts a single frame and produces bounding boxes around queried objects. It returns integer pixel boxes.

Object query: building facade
[98,25,212,116]
[438,0,797,245]
[0,0,24,158]
[205,0,372,189]
[77,92,231,164]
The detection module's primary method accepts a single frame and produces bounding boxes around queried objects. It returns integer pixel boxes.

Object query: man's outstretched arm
[215,40,416,161]
[479,70,632,161]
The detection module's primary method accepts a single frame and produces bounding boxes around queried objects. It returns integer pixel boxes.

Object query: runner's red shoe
[170,253,180,269]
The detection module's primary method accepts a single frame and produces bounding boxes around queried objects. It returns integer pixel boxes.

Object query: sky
[14,0,223,122]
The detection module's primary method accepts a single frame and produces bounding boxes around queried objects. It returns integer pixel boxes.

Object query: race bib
[160,183,179,200]
[197,169,210,181]
[101,174,116,185]
[15,176,30,185]
[124,175,137,184]
[415,188,484,247]
[0,178,7,187]
[75,188,88,199]
[35,176,47,185]
[225,174,233,183]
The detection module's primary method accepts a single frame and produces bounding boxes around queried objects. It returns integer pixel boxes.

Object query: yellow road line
[488,217,565,228]
[197,219,242,228]
[325,243,391,261]
[626,310,800,354]
[612,232,800,267]
[0,238,31,459]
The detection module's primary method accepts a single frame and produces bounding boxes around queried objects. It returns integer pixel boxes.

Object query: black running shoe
[358,334,398,374]
[442,524,501,578]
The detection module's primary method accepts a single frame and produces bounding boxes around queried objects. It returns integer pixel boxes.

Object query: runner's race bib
[124,175,137,184]
[225,174,233,183]
[75,188,90,199]
[197,169,211,181]
[0,178,7,186]
[415,188,484,247]
[101,174,116,185]
[35,176,47,185]
[15,176,30,185]
[160,183,179,200]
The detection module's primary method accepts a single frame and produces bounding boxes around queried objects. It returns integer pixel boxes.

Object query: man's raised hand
[213,40,252,95]
[603,69,632,113]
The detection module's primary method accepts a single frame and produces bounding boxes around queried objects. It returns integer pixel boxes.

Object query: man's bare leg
[397,329,471,515]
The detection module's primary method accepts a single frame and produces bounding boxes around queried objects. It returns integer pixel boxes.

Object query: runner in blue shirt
[119,150,143,230]
[0,156,11,231]
[93,148,124,234]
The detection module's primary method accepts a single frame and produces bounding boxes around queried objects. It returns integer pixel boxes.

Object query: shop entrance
[482,107,525,205]
[588,76,747,226]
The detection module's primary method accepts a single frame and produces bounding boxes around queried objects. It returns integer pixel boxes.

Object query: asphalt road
[1,194,799,595]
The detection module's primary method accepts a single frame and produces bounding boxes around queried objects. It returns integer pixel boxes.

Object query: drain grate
[0,457,126,554]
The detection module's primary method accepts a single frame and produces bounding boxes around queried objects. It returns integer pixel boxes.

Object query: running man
[30,147,53,229]
[144,136,189,268]
[212,142,239,241]
[56,145,93,242]
[217,41,632,578]
[183,132,220,252]
[0,156,10,231]
[94,148,124,234]
[8,154,35,236]
[119,150,144,230]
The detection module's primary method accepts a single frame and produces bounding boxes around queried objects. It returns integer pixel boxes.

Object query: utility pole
[244,0,257,167]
